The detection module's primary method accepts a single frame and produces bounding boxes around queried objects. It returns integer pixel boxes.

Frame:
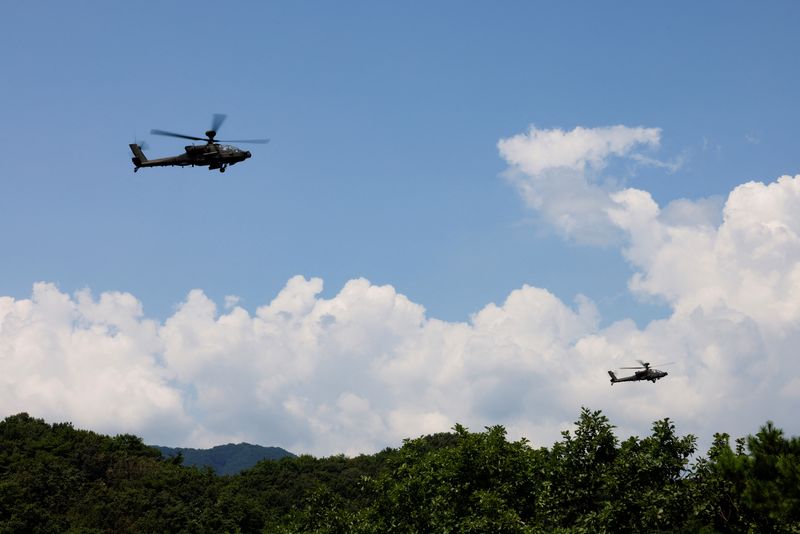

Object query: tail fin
[129,143,148,166]
[608,371,618,383]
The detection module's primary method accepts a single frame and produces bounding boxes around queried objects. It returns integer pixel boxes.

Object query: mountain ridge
[154,442,296,475]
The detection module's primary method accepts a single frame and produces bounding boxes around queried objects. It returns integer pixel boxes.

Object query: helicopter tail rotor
[129,143,147,162]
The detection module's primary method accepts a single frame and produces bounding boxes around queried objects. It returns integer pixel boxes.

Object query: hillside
[154,442,295,475]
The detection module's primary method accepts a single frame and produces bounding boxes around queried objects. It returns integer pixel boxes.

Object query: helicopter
[129,114,268,173]
[608,360,671,384]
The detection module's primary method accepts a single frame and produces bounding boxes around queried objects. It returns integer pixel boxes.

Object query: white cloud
[2,259,797,456]
[0,284,189,444]
[612,176,800,331]
[498,125,662,244]
[0,278,604,454]
[498,123,800,331]
[498,125,661,176]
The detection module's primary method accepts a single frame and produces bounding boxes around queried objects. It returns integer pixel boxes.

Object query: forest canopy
[1,408,798,533]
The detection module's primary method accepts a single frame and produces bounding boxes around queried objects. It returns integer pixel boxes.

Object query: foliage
[362,423,539,532]
[691,423,800,533]
[1,410,799,532]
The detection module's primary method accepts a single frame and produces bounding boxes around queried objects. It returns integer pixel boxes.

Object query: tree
[541,408,618,529]
[368,424,539,532]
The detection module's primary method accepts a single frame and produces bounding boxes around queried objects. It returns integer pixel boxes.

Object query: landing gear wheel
[220,167,226,173]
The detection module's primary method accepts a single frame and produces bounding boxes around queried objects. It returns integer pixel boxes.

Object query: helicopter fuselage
[608,368,668,384]
[130,143,251,173]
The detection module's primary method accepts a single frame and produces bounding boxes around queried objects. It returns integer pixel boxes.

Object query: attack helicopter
[608,360,671,384]
[129,114,268,173]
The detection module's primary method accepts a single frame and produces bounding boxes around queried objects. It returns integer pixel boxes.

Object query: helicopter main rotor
[150,114,269,145]
[618,360,674,370]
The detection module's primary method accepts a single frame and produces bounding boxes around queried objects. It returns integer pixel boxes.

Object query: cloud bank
[2,125,799,456]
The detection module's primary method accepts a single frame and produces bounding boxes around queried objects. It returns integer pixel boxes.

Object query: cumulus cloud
[498,125,800,330]
[2,260,798,456]
[610,176,800,332]
[498,125,662,244]
[498,125,661,176]
[0,284,189,444]
[0,279,604,454]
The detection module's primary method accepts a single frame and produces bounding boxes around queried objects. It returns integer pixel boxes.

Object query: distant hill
[154,442,295,475]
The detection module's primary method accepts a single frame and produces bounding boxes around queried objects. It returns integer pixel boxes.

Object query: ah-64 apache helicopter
[129,114,268,173]
[608,360,672,384]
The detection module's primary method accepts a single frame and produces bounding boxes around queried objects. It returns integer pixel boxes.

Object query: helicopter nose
[245,151,251,158]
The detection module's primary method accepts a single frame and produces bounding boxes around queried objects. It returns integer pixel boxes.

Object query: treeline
[1,409,798,533]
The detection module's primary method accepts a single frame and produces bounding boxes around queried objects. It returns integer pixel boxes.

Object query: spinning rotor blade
[151,129,205,141]
[211,113,227,133]
[217,138,270,144]
[620,366,644,369]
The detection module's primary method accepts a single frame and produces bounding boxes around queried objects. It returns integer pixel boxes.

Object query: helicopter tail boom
[608,370,618,383]
[129,143,148,166]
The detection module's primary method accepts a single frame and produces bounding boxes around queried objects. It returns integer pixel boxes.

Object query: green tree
[690,423,800,533]
[368,424,540,532]
[541,408,618,530]
[599,418,696,532]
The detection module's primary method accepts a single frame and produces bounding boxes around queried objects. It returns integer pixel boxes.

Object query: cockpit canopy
[219,144,245,153]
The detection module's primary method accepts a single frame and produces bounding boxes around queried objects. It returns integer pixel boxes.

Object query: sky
[2,2,800,456]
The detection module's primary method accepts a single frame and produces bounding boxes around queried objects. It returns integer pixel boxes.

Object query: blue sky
[2,2,800,453]
[4,1,797,323]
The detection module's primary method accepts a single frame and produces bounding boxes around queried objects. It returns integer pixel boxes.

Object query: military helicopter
[608,360,671,384]
[129,114,268,173]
